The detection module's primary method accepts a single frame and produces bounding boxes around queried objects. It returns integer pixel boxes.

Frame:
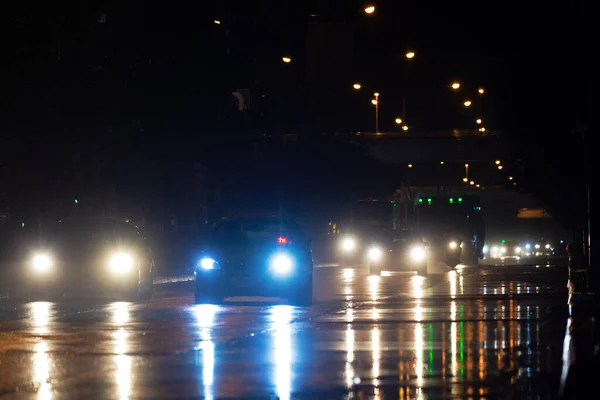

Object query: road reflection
[193,304,219,400]
[28,302,54,399]
[111,302,132,400]
[270,305,293,400]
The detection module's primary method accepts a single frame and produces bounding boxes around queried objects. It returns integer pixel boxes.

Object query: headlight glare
[32,253,53,272]
[199,257,217,270]
[271,254,293,275]
[341,237,357,252]
[410,246,426,261]
[367,246,383,262]
[110,253,134,273]
[448,241,458,249]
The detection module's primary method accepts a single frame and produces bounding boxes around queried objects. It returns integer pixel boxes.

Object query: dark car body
[194,217,313,305]
[23,218,154,299]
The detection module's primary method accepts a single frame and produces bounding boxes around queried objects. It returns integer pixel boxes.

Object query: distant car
[366,229,428,276]
[24,218,154,300]
[194,217,313,305]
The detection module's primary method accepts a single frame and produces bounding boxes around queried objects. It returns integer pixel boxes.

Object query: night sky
[0,0,591,224]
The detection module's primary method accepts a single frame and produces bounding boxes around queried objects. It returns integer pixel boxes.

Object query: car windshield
[51,221,138,246]
[212,220,300,246]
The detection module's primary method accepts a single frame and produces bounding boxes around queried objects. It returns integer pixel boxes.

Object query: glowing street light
[402,125,408,131]
[498,165,503,170]
[282,56,291,63]
[395,118,403,124]
[509,176,513,180]
[353,83,361,90]
[371,99,378,105]
[479,127,486,132]
[495,160,501,165]
[440,161,445,165]
[364,5,375,14]
[405,51,415,59]
[478,87,485,94]
[374,92,380,97]
[464,100,472,107]
[463,177,468,182]
[408,164,413,168]
[214,20,221,25]
[451,82,460,90]
[476,184,481,188]
[470,180,475,185]
[476,118,482,124]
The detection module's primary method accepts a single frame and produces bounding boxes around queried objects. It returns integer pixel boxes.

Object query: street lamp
[495,160,501,165]
[373,92,380,133]
[364,5,375,14]
[402,125,408,131]
[476,118,482,124]
[214,20,221,25]
[509,176,513,180]
[498,165,503,170]
[464,100,472,107]
[395,118,402,124]
[353,83,361,90]
[282,56,291,63]
[470,180,475,185]
[405,51,415,59]
[463,177,468,182]
[451,82,460,90]
[440,161,445,165]
[478,87,485,94]
[479,127,486,132]
[476,184,481,188]
[408,164,413,168]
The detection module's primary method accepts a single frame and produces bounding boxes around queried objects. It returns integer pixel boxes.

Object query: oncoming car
[24,218,154,300]
[194,217,313,305]
[366,229,428,276]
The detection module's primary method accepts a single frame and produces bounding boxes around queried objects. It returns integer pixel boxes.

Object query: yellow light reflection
[414,323,424,388]
[29,302,54,399]
[194,304,219,400]
[449,271,457,298]
[451,321,458,378]
[34,341,51,400]
[372,327,381,385]
[412,275,424,299]
[271,305,293,400]
[343,268,354,281]
[111,302,132,400]
[369,275,380,302]
[345,326,355,388]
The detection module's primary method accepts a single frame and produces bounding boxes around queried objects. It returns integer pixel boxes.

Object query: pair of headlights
[31,252,136,274]
[367,245,426,262]
[198,253,294,275]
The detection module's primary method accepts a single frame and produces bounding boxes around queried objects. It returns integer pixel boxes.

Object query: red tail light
[277,236,288,244]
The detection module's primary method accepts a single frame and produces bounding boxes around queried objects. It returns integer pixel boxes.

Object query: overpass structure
[348,130,513,187]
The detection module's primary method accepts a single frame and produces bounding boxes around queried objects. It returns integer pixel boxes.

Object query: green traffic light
[427,198,432,204]
[501,239,506,244]
[449,197,454,204]
[418,198,423,204]
[458,197,463,203]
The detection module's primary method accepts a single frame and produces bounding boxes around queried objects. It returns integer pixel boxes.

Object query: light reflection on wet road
[0,263,567,399]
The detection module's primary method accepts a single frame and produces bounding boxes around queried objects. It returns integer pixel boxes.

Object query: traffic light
[457,197,463,203]
[449,197,454,204]
[418,198,423,204]
[427,197,432,205]
[501,239,506,244]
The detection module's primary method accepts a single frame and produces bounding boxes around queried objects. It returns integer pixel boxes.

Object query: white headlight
[500,247,507,253]
[545,244,550,249]
[199,257,217,270]
[272,254,293,274]
[448,241,458,249]
[32,253,53,272]
[515,247,521,253]
[367,246,383,262]
[525,244,531,249]
[110,253,134,273]
[341,237,357,252]
[410,246,426,261]
[535,244,540,249]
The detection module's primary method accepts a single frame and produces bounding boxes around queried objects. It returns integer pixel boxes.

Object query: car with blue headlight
[194,217,313,305]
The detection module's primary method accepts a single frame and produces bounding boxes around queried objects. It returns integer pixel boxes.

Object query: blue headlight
[271,253,293,275]
[199,257,217,270]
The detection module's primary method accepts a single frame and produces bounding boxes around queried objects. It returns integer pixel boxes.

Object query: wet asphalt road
[0,261,568,399]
